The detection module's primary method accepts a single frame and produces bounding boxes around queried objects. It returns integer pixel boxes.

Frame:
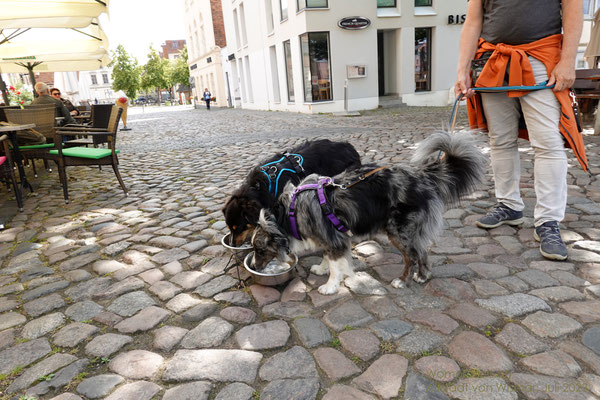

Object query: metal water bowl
[244,251,298,286]
[221,233,252,260]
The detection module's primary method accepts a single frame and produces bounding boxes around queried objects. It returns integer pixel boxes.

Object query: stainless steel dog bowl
[221,233,252,257]
[244,251,298,286]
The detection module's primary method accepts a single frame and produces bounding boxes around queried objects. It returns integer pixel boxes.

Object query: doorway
[378,31,385,96]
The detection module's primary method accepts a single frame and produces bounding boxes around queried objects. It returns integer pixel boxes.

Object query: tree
[165,47,190,105]
[109,45,141,102]
[140,46,169,104]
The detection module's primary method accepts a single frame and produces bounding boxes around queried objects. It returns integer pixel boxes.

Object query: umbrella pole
[27,63,37,97]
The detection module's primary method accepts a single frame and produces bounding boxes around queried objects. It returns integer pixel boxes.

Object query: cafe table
[0,122,36,198]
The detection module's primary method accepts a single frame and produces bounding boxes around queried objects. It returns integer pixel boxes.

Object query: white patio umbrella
[0,0,109,104]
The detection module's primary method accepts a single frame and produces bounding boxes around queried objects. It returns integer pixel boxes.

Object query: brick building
[160,40,187,60]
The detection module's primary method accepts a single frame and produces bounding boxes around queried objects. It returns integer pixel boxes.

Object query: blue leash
[442,81,555,160]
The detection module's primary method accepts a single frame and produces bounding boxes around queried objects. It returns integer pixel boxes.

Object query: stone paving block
[345,271,387,295]
[281,277,308,302]
[414,355,460,382]
[109,349,164,379]
[215,382,255,400]
[7,353,77,393]
[404,372,451,400]
[249,284,281,307]
[23,293,65,317]
[163,381,212,400]
[138,268,164,284]
[352,354,408,399]
[181,316,233,349]
[170,271,212,289]
[369,319,413,341]
[107,290,156,317]
[395,328,446,357]
[65,300,103,322]
[313,347,360,380]
[292,317,332,348]
[162,349,263,383]
[447,302,499,329]
[220,306,256,324]
[149,280,182,300]
[308,285,351,308]
[448,377,516,400]
[522,311,582,338]
[448,331,513,372]
[52,322,99,347]
[259,346,318,381]
[58,253,100,272]
[323,300,373,331]
[25,358,89,397]
[0,298,18,313]
[360,296,403,319]
[558,341,600,375]
[92,260,127,275]
[181,300,218,322]
[0,311,26,330]
[339,329,380,361]
[151,248,190,264]
[236,320,290,350]
[467,262,510,279]
[195,275,238,297]
[104,381,161,400]
[262,301,313,319]
[431,264,475,280]
[0,338,51,375]
[473,279,510,296]
[322,385,376,400]
[21,280,69,302]
[475,293,551,318]
[166,293,202,313]
[583,326,600,356]
[261,378,319,400]
[85,333,133,357]
[76,374,125,399]
[424,278,477,301]
[64,277,112,302]
[21,312,65,339]
[0,328,15,350]
[560,300,600,323]
[153,325,188,352]
[114,306,170,333]
[521,350,582,378]
[405,309,459,335]
[495,323,550,355]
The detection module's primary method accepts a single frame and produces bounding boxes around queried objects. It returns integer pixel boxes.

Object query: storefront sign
[338,17,370,30]
[448,14,466,24]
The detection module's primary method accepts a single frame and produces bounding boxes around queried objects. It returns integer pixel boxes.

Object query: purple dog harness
[289,177,349,240]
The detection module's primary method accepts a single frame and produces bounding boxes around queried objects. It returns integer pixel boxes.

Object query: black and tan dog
[223,139,361,246]
[251,132,485,294]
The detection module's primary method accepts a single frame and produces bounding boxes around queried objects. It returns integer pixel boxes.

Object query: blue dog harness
[260,153,305,196]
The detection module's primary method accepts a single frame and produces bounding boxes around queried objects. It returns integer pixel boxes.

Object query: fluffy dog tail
[411,131,486,206]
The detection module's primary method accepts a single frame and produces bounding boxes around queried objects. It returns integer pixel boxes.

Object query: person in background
[50,88,79,116]
[455,0,585,261]
[203,88,212,110]
[31,82,76,126]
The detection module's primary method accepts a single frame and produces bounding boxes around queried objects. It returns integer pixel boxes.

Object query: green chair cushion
[49,147,120,159]
[18,143,56,150]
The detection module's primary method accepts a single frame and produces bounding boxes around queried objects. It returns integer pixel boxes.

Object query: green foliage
[38,373,54,382]
[168,46,190,87]
[140,46,169,96]
[109,45,141,101]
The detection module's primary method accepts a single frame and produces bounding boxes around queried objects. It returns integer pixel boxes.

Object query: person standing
[455,0,587,261]
[203,88,212,110]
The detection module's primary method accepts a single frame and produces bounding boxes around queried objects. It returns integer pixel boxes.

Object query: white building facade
[184,0,229,107]
[220,0,468,113]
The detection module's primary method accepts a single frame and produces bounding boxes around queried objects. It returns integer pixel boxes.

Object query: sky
[101,0,187,64]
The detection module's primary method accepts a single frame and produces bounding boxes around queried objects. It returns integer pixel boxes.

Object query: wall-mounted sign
[448,14,466,24]
[338,16,371,30]
[347,65,367,78]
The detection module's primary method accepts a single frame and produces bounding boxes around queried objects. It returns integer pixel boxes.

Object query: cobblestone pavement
[0,104,600,400]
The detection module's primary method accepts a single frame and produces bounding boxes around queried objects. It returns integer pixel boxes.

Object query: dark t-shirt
[480,0,562,45]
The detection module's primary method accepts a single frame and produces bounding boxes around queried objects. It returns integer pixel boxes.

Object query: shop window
[415,0,432,6]
[280,0,288,20]
[283,40,295,102]
[300,32,331,102]
[298,0,327,10]
[415,27,431,92]
[377,0,396,7]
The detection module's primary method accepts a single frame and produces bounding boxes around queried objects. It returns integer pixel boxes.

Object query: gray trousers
[17,128,46,146]
[480,56,567,226]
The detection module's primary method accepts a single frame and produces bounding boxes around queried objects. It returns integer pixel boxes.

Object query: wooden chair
[0,134,24,211]
[49,106,126,203]
[4,106,56,176]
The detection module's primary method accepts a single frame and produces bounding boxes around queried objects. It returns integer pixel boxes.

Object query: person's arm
[455,0,484,98]
[548,0,583,91]
[60,102,76,125]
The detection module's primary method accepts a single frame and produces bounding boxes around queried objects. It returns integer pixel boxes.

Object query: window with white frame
[91,75,98,85]
[300,32,332,102]
[298,0,327,10]
[280,0,288,21]
[283,40,294,101]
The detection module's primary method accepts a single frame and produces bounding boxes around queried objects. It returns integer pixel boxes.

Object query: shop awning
[0,0,109,29]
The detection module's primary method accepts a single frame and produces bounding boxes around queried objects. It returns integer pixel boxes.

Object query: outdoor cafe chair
[4,106,56,177]
[0,134,24,211]
[49,106,126,203]
[57,103,113,147]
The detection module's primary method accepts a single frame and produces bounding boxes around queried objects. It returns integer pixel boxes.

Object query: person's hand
[455,71,475,99]
[547,59,575,92]
[70,110,77,116]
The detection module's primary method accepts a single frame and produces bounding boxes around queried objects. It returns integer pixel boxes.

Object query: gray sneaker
[476,203,524,229]
[534,221,568,261]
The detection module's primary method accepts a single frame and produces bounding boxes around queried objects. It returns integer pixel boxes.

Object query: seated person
[16,127,46,146]
[31,82,76,126]
[50,88,79,116]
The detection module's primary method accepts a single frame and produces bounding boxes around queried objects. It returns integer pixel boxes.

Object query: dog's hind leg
[318,253,352,295]
[413,253,432,284]
[387,235,414,289]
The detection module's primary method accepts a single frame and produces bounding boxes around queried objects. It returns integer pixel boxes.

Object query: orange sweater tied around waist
[467,34,589,172]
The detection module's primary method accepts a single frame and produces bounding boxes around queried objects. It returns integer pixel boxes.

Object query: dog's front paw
[318,282,339,295]
[310,263,328,276]
[391,278,407,289]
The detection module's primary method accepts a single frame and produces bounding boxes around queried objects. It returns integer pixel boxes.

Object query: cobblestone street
[1,104,600,400]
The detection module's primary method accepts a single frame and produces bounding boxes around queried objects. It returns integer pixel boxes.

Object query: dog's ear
[273,233,289,252]
[258,209,275,227]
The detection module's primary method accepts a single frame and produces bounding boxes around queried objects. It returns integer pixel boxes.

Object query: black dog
[251,132,485,294]
[223,139,361,246]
